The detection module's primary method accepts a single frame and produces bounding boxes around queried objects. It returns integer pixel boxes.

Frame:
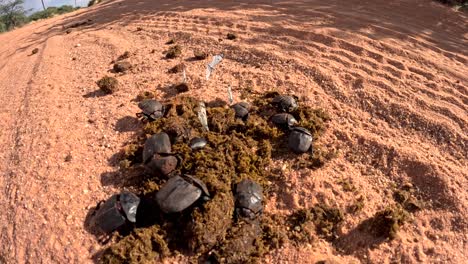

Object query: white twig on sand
[200,54,224,129]
[206,54,223,80]
[227,85,233,105]
[182,68,187,83]
[198,102,209,131]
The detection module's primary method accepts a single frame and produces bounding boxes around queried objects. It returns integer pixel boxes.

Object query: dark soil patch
[168,63,185,74]
[227,33,237,40]
[116,51,130,61]
[165,45,182,59]
[173,83,189,94]
[96,76,118,94]
[113,61,132,73]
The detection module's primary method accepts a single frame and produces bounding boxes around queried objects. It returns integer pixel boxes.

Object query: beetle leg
[93,200,105,214]
[98,234,112,245]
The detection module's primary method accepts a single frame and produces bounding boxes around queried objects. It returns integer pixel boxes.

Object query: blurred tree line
[0,0,80,33]
[0,0,27,32]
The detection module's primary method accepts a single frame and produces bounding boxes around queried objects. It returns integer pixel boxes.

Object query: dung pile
[97,92,338,263]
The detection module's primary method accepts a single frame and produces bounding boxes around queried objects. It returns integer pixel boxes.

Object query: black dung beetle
[272,95,298,112]
[94,191,140,233]
[288,127,313,153]
[270,113,298,128]
[231,102,250,120]
[156,175,210,213]
[142,132,171,163]
[137,99,164,121]
[234,179,263,220]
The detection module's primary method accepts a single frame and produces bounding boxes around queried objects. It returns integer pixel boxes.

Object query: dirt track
[0,0,466,263]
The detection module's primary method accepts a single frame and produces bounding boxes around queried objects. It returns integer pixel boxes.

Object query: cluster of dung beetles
[93,94,312,231]
[232,95,314,154]
[92,93,323,262]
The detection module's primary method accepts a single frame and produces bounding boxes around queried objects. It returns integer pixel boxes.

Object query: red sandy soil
[0,0,466,263]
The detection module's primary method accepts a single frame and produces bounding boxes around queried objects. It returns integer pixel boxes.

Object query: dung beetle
[156,175,210,213]
[94,191,140,233]
[235,179,263,220]
[272,95,298,112]
[189,137,207,150]
[137,99,164,121]
[146,154,179,176]
[270,113,298,128]
[231,102,250,120]
[288,127,313,153]
[142,132,171,163]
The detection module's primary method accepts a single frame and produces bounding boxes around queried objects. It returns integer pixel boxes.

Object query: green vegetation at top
[0,0,80,33]
[0,0,27,32]
[436,0,467,11]
[28,5,79,22]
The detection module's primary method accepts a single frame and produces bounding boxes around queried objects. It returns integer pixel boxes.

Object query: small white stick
[198,102,209,131]
[206,54,224,80]
[182,68,187,83]
[227,85,233,105]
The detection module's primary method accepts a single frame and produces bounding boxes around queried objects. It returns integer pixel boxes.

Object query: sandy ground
[0,0,466,263]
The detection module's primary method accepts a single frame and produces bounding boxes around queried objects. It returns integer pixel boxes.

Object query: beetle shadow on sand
[83,89,109,98]
[99,166,147,189]
[332,219,388,260]
[184,56,206,62]
[99,143,145,189]
[115,115,141,132]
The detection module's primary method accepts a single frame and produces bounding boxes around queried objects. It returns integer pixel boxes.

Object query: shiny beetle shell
[119,191,140,223]
[142,132,171,163]
[231,102,250,120]
[235,179,263,220]
[272,95,298,112]
[189,137,207,150]
[94,191,140,233]
[288,127,313,153]
[271,113,298,128]
[138,99,164,120]
[156,175,210,213]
